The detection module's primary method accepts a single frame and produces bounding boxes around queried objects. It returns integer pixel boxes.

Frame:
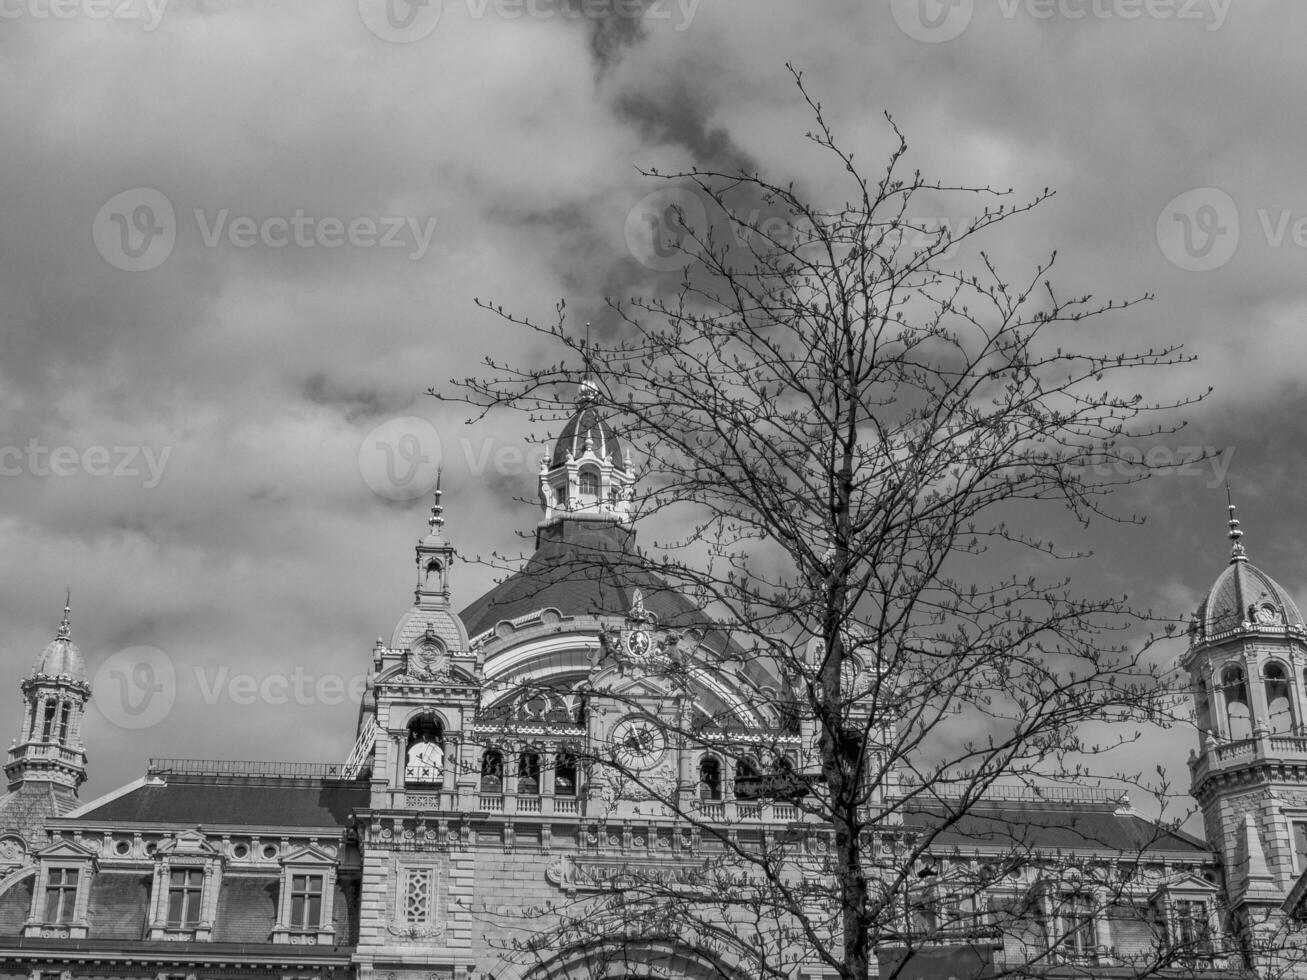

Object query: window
[57,703,70,744]
[1293,820,1307,871]
[403,867,434,926]
[41,701,55,741]
[1222,665,1251,740]
[1266,662,1295,734]
[518,751,541,795]
[480,749,503,793]
[288,874,323,930]
[1172,899,1212,955]
[43,868,78,923]
[554,753,577,796]
[166,869,204,927]
[734,758,763,800]
[1056,893,1095,958]
[579,468,599,496]
[699,757,722,801]
[404,716,444,787]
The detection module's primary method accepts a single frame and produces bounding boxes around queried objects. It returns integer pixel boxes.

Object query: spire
[428,468,445,536]
[1227,484,1247,564]
[576,322,598,406]
[57,588,71,641]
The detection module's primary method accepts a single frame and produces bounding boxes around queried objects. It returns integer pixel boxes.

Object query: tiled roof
[900,799,1208,855]
[73,773,366,828]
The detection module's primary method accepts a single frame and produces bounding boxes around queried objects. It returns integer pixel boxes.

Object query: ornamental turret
[1183,501,1307,949]
[4,594,91,804]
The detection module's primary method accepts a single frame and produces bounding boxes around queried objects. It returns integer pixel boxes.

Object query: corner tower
[1184,504,1307,938]
[0,596,91,846]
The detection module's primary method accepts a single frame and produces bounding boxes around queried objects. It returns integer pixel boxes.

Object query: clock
[609,716,667,772]
[1256,604,1282,625]
[627,629,652,658]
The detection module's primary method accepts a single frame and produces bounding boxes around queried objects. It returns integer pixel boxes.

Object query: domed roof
[551,402,625,470]
[31,605,86,683]
[1192,504,1305,642]
[1195,559,1305,640]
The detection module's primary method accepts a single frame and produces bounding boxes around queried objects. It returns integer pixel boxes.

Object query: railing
[480,795,504,812]
[555,798,579,815]
[148,758,346,778]
[895,776,1122,803]
[773,805,798,821]
[518,797,541,813]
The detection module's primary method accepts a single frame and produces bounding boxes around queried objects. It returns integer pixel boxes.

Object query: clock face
[610,716,667,772]
[627,630,652,658]
[1256,604,1281,625]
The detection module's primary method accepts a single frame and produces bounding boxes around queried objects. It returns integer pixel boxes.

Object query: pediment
[1150,871,1220,901]
[35,839,98,861]
[157,829,221,857]
[279,843,336,866]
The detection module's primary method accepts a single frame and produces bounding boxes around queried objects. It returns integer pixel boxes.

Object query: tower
[0,596,91,845]
[1184,503,1307,954]
[536,378,636,545]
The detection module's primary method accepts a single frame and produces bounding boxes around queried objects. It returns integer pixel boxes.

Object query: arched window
[1266,662,1295,734]
[699,756,722,801]
[518,751,541,795]
[480,748,503,794]
[41,701,56,741]
[554,752,577,796]
[579,467,600,497]
[734,758,763,801]
[1194,679,1212,734]
[424,559,442,589]
[404,716,444,787]
[57,703,70,744]
[1222,665,1251,740]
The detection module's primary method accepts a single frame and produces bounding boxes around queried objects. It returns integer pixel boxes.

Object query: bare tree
[440,68,1212,980]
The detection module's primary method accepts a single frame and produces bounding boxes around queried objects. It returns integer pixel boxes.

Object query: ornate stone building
[0,394,1301,978]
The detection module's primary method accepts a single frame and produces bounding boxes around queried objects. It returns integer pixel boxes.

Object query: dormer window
[272,845,337,944]
[24,840,97,939]
[146,830,222,941]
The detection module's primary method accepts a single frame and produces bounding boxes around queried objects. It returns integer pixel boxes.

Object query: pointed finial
[57,588,71,640]
[1227,483,1247,564]
[576,323,598,406]
[428,468,445,533]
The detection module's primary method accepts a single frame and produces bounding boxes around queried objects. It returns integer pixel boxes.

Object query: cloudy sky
[1,0,1302,819]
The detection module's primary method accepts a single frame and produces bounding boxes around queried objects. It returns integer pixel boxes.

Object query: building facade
[0,396,1302,979]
